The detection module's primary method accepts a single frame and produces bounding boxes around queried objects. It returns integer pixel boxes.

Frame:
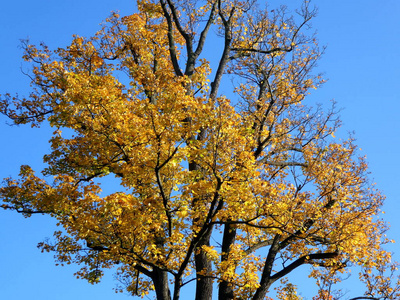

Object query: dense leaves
[1,0,398,299]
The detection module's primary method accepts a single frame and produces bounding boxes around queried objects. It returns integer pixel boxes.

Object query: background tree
[0,0,397,299]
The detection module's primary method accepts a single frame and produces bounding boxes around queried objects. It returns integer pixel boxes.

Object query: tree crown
[1,1,398,299]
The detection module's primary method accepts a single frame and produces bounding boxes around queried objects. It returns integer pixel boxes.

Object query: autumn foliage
[1,0,398,299]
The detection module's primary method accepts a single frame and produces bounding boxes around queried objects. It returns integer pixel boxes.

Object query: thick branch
[252,234,281,300]
[1,204,52,215]
[165,0,191,42]
[270,251,338,281]
[244,239,274,255]
[193,2,217,59]
[209,2,235,100]
[159,0,183,77]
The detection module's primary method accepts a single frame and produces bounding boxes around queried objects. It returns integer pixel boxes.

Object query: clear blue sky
[1,1,399,299]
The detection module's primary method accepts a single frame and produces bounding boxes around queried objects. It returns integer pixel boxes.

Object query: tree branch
[193,1,217,59]
[244,239,274,255]
[257,160,307,168]
[159,0,183,77]
[252,234,281,300]
[270,251,339,281]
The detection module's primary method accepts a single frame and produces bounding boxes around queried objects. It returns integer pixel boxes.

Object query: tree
[0,0,396,299]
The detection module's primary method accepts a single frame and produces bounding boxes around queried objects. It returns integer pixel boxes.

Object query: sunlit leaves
[0,0,394,299]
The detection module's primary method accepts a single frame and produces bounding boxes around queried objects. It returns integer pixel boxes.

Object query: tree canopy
[1,0,399,299]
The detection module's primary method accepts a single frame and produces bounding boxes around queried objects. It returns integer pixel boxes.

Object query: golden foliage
[0,1,395,299]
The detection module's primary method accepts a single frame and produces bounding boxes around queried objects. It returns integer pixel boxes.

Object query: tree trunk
[195,229,213,300]
[153,267,172,300]
[252,235,281,300]
[218,223,236,300]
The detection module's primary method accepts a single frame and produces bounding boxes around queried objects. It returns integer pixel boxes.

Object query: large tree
[0,0,398,299]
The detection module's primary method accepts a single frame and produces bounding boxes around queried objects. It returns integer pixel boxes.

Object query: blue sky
[1,0,399,299]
